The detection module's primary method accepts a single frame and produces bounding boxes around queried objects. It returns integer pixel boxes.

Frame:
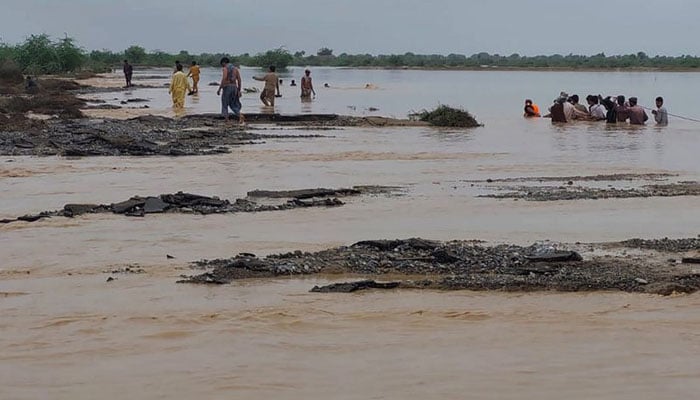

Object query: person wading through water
[253,66,280,107]
[187,61,201,94]
[169,63,191,111]
[300,69,316,100]
[216,57,245,125]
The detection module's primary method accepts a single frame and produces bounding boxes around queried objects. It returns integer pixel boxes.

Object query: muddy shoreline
[177,237,700,296]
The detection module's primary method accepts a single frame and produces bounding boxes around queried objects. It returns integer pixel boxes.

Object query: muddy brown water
[2,69,700,398]
[2,275,700,399]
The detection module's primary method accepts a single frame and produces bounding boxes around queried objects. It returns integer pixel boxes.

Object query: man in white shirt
[586,95,607,120]
[652,96,668,126]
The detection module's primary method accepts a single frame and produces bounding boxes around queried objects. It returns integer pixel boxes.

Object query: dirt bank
[0,77,87,129]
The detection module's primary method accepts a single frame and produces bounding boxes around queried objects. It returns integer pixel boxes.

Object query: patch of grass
[417,105,481,128]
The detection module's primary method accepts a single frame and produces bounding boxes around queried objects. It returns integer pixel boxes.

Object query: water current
[1,68,699,399]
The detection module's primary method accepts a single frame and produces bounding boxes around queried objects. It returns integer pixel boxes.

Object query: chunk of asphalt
[111,198,145,214]
[143,197,170,213]
[524,251,583,262]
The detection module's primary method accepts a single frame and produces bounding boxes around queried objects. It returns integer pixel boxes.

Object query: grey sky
[2,0,698,56]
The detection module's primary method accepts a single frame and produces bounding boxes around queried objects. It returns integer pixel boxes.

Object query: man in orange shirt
[187,61,201,94]
[524,99,540,117]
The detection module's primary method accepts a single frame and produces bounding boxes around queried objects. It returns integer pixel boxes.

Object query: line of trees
[2,35,700,75]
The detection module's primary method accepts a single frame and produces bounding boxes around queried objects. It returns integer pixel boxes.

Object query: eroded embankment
[179,237,700,296]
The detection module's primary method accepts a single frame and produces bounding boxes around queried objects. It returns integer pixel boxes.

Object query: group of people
[524,92,668,126]
[122,58,318,122]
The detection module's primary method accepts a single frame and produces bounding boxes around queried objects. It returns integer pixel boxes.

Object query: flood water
[2,68,700,399]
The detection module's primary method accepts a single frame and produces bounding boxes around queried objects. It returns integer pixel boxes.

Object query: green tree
[15,34,61,74]
[124,45,146,64]
[317,47,333,57]
[55,36,84,72]
[252,48,293,69]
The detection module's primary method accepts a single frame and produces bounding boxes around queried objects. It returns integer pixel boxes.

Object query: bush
[417,105,481,128]
[0,59,23,83]
[0,92,84,118]
[4,34,85,74]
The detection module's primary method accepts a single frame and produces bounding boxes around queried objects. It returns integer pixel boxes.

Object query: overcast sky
[1,0,697,56]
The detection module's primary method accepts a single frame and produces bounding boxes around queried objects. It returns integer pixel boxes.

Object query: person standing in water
[652,96,668,126]
[123,60,133,88]
[253,66,280,107]
[625,97,648,125]
[169,63,190,110]
[549,97,567,123]
[187,61,201,94]
[523,99,540,117]
[300,69,316,100]
[216,57,244,124]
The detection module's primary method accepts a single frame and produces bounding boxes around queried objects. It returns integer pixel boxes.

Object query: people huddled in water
[533,91,662,125]
[586,95,607,121]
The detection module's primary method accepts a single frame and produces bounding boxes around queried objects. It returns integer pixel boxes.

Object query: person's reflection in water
[300,98,313,114]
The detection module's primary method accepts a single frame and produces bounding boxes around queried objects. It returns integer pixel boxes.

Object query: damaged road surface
[0,115,329,156]
[462,174,700,202]
[179,237,700,296]
[2,186,398,224]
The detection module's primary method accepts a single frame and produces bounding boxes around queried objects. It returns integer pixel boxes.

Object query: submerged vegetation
[417,106,481,128]
[2,35,700,75]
